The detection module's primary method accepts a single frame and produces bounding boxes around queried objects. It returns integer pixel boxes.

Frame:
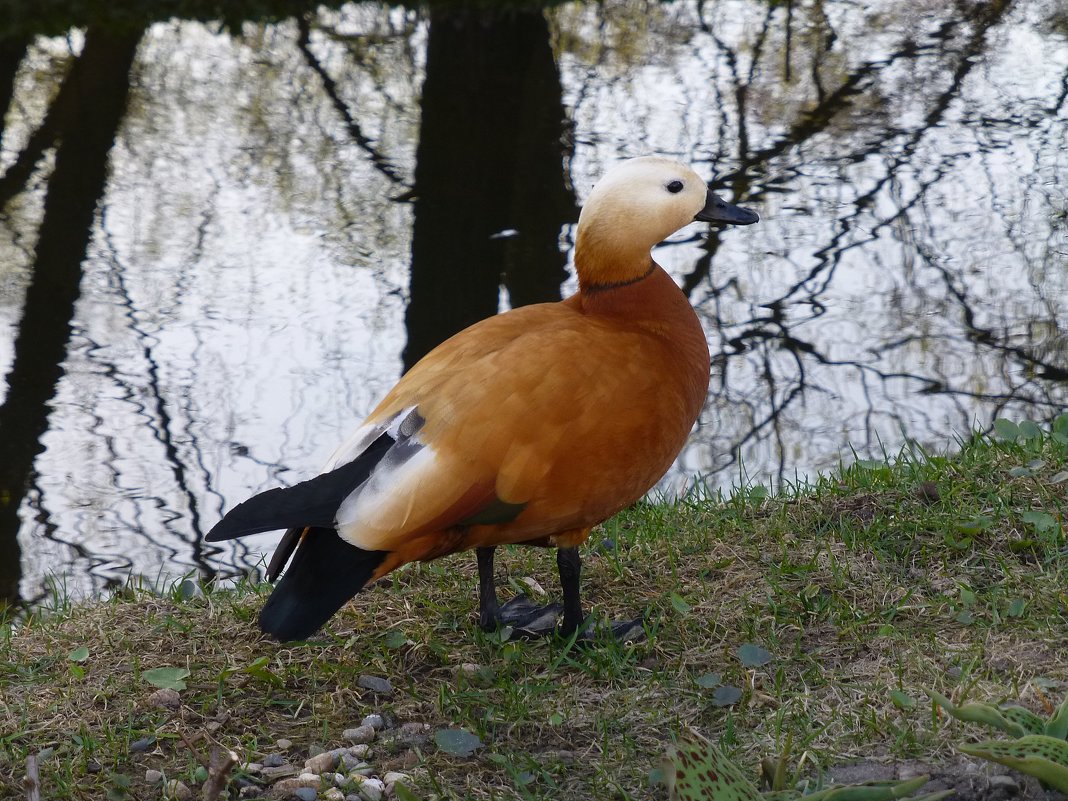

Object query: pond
[0,0,1065,607]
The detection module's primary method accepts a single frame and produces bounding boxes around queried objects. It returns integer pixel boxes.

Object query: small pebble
[147,688,181,709]
[85,761,102,774]
[305,751,340,774]
[263,753,287,768]
[343,725,376,744]
[298,772,320,783]
[308,744,326,757]
[130,736,157,753]
[269,776,320,796]
[324,789,345,801]
[458,663,481,677]
[396,722,430,746]
[239,786,263,799]
[357,675,393,695]
[348,766,375,779]
[293,789,318,801]
[245,762,263,775]
[163,779,193,801]
[261,765,300,779]
[382,772,410,785]
[145,769,164,784]
[989,775,1019,793]
[358,778,385,801]
[519,576,546,596]
[339,753,368,771]
[348,744,372,759]
[275,738,293,750]
[361,714,385,730]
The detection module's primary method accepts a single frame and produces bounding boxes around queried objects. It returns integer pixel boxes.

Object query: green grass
[1,420,1066,800]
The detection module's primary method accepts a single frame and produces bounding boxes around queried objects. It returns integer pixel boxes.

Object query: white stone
[348,743,372,758]
[359,778,386,801]
[324,789,346,801]
[343,724,376,744]
[144,769,164,784]
[361,713,385,730]
[163,779,193,801]
[382,772,410,785]
[305,750,340,774]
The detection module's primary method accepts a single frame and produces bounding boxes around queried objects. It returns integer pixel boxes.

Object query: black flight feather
[204,431,396,542]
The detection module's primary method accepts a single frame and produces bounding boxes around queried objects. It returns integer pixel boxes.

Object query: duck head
[574,156,758,290]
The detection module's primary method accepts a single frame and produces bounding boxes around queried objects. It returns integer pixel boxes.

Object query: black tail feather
[205,432,394,542]
[258,526,388,641]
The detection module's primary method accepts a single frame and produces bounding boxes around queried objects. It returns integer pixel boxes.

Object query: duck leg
[476,546,561,636]
[557,546,645,643]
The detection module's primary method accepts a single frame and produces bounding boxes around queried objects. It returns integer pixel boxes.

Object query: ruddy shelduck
[206,156,758,642]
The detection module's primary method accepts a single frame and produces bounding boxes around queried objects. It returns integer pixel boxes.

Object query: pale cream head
[574,156,713,289]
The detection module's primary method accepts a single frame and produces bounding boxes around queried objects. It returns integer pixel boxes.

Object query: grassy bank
[2,420,1067,800]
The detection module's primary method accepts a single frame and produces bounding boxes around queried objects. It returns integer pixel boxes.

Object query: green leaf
[955,610,974,625]
[434,728,482,757]
[711,685,743,707]
[68,646,89,662]
[1022,511,1058,534]
[737,643,773,667]
[959,588,976,607]
[891,690,915,710]
[142,666,190,691]
[549,712,563,726]
[393,785,422,801]
[955,516,993,535]
[1019,420,1043,441]
[748,485,769,501]
[1049,471,1068,484]
[959,735,1068,792]
[1007,598,1026,618]
[1009,466,1034,477]
[993,419,1021,441]
[670,593,692,615]
[694,672,722,689]
[383,630,408,649]
[1053,414,1068,437]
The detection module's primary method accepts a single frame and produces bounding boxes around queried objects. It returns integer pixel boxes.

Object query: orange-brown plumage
[206,156,758,641]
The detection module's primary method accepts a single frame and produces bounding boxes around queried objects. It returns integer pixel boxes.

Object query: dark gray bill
[694,189,759,225]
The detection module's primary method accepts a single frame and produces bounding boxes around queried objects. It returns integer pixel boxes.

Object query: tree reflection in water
[0,0,1064,606]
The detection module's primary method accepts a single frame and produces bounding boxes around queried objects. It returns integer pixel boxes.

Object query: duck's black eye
[667,180,684,194]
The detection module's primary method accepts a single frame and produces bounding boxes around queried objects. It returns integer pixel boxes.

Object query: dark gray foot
[494,594,563,638]
[571,616,646,645]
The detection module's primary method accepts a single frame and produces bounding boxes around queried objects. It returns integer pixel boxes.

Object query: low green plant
[660,737,951,801]
[927,689,1068,789]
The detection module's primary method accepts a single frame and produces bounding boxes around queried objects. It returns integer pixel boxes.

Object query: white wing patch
[323,406,418,471]
[326,405,467,551]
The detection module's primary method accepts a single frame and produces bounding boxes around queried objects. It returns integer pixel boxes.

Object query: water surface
[1,0,1065,605]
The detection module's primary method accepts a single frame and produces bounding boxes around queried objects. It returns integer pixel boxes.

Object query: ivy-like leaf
[694,672,722,689]
[142,666,190,691]
[68,646,89,662]
[711,686,743,707]
[434,728,482,757]
[737,643,773,667]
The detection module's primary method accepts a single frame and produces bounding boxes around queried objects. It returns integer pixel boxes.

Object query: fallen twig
[201,746,239,801]
[22,754,40,801]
